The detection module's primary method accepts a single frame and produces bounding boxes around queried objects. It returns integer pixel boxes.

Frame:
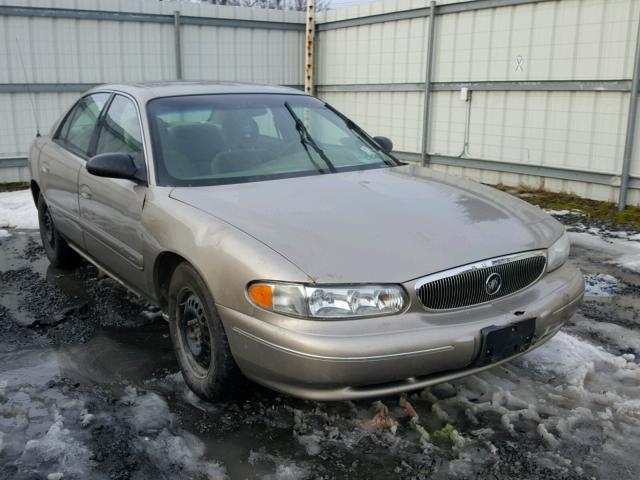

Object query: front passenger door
[78,94,148,292]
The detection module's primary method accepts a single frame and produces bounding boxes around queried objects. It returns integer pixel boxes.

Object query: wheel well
[30,180,41,205]
[154,252,187,310]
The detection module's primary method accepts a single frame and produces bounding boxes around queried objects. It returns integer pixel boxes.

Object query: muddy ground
[1,222,640,479]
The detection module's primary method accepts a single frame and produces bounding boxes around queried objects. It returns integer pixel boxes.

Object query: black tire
[168,262,241,401]
[37,194,80,269]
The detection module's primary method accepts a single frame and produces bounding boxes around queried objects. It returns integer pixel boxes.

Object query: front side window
[95,95,144,167]
[57,93,110,156]
[147,94,398,186]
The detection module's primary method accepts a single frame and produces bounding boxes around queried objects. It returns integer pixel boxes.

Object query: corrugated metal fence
[315,0,640,207]
[2,0,640,208]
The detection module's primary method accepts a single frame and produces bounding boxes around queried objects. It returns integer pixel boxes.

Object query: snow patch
[134,429,226,479]
[525,332,628,383]
[409,331,640,477]
[583,273,620,297]
[269,462,310,480]
[544,209,582,217]
[537,423,560,449]
[249,451,310,480]
[118,387,226,478]
[296,433,322,455]
[119,387,173,434]
[570,317,640,355]
[80,410,95,428]
[570,231,640,273]
[0,189,38,229]
[20,411,94,478]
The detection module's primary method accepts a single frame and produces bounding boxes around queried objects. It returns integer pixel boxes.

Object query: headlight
[547,232,570,272]
[247,282,407,318]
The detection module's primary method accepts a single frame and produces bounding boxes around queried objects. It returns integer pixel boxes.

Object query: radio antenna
[15,37,41,137]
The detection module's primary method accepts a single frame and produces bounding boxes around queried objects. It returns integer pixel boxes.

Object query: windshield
[147,94,399,186]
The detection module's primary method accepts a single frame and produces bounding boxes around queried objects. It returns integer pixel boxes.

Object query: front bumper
[220,263,584,400]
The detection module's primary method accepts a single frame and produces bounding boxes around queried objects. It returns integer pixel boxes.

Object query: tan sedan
[28,82,584,401]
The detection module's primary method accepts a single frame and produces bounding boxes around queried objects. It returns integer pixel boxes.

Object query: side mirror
[373,136,393,154]
[87,153,147,184]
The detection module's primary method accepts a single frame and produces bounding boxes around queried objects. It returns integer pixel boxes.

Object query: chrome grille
[415,252,547,310]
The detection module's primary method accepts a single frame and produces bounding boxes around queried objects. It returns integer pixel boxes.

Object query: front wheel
[168,262,241,401]
[37,194,80,269]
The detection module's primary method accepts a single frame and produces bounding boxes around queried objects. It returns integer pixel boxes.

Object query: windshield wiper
[324,103,398,167]
[284,102,337,173]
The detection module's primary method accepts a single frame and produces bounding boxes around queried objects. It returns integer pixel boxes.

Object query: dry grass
[494,184,640,229]
[0,182,29,192]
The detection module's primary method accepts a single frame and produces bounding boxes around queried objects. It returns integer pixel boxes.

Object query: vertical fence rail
[173,11,183,80]
[421,1,437,166]
[305,0,315,94]
[618,11,640,211]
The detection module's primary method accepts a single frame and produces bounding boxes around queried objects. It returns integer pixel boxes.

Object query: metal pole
[421,1,437,166]
[305,0,315,95]
[618,13,640,211]
[174,11,183,80]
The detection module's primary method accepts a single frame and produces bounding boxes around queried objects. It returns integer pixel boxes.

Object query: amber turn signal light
[247,283,273,309]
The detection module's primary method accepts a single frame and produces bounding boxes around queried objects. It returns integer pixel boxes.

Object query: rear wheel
[168,262,241,401]
[37,195,80,269]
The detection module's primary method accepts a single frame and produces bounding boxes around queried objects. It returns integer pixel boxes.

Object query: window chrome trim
[414,250,548,312]
[52,91,113,159]
[99,90,151,184]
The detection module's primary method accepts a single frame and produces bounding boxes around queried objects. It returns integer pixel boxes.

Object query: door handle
[41,162,49,174]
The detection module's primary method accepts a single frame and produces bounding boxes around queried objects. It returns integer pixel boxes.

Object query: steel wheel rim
[177,289,212,377]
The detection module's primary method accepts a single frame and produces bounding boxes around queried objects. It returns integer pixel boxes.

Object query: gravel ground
[1,215,640,479]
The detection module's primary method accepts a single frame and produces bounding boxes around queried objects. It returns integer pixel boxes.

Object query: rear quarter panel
[27,136,48,189]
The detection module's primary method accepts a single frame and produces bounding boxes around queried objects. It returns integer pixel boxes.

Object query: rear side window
[57,93,110,156]
[94,95,144,167]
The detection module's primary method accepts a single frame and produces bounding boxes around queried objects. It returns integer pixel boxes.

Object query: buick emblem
[485,272,502,296]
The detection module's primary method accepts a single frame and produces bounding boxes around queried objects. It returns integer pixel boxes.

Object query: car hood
[170,165,562,283]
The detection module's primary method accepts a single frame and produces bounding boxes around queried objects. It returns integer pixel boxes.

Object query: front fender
[142,186,311,313]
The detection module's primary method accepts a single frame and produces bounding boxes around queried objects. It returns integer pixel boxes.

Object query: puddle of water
[0,322,176,401]
[203,426,296,479]
[0,290,38,327]
[0,231,49,274]
[0,347,61,381]
[55,325,176,388]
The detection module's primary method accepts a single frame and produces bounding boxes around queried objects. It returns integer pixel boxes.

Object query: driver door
[78,94,148,293]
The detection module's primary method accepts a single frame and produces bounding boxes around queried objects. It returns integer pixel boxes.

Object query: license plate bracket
[472,317,536,367]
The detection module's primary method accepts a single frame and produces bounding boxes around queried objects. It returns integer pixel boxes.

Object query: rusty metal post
[173,11,183,80]
[305,0,315,94]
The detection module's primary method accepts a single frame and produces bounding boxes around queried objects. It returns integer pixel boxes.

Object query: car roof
[87,81,306,102]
